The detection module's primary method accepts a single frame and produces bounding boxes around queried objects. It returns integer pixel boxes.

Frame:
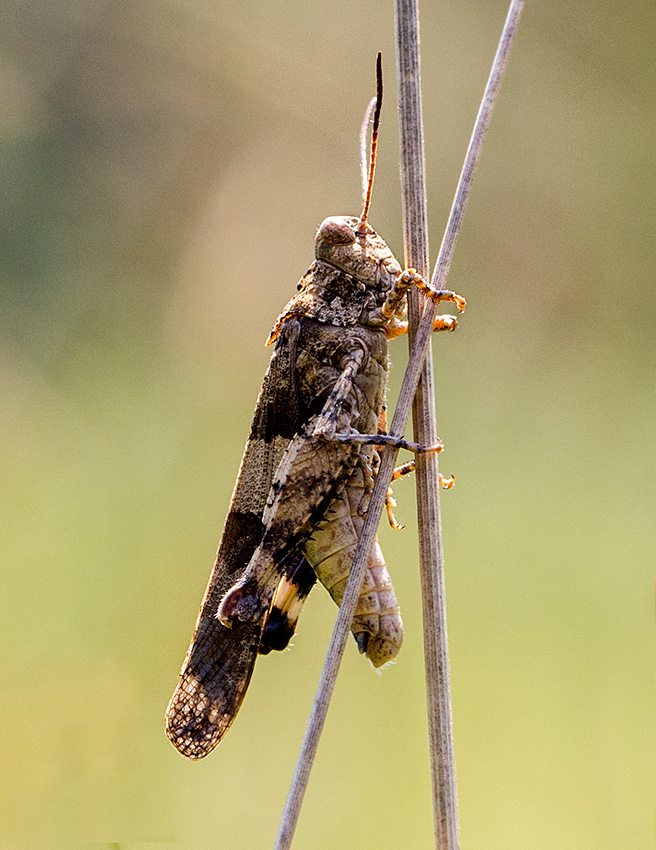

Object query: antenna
[358,52,383,231]
[359,97,377,206]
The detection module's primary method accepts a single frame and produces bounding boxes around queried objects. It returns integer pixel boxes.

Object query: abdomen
[303,457,403,667]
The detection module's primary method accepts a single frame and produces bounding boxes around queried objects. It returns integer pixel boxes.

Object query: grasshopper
[165,55,465,760]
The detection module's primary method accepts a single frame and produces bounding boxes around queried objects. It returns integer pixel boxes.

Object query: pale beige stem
[395,0,460,846]
[274,2,526,847]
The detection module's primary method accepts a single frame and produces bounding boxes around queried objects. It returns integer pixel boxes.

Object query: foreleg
[382,268,466,319]
[386,313,459,339]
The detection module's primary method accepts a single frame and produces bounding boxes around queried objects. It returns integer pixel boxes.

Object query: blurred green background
[1,1,654,848]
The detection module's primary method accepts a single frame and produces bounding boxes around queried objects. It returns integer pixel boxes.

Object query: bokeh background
[1,1,654,848]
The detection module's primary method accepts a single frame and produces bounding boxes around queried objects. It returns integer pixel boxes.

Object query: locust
[165,54,465,760]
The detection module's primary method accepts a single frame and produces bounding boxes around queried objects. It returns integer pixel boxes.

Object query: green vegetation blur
[1,1,654,848]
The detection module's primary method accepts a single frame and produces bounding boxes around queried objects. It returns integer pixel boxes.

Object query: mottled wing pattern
[165,322,303,759]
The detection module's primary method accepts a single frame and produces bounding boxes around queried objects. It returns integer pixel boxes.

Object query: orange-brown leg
[385,461,455,529]
[383,268,466,318]
[386,313,459,339]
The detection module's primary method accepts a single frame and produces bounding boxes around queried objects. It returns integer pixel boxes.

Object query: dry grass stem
[395,0,460,846]
[274,2,525,847]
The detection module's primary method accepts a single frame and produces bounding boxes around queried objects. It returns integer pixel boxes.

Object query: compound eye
[318,217,356,245]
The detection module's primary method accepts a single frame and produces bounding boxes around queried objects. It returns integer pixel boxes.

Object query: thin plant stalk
[395,0,460,846]
[274,2,525,847]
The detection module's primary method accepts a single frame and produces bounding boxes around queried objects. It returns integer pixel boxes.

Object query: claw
[385,488,405,530]
[422,440,444,454]
[434,315,458,332]
[439,473,455,490]
[453,293,466,313]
